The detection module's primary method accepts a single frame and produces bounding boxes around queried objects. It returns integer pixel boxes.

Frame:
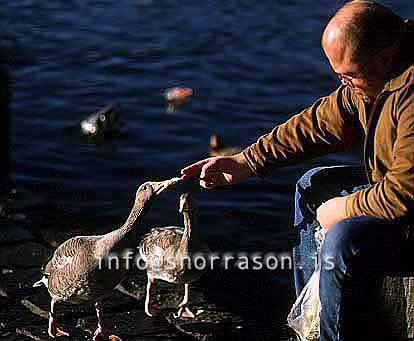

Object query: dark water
[1,0,414,339]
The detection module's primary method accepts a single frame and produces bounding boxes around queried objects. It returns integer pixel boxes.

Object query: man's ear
[378,47,397,72]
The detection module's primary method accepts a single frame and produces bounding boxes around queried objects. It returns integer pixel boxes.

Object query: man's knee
[295,166,328,192]
[296,165,356,194]
[320,216,385,273]
[295,166,343,220]
[320,217,364,272]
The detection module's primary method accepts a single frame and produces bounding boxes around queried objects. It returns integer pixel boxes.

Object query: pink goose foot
[92,326,104,341]
[55,328,70,337]
[48,314,70,338]
[174,306,204,319]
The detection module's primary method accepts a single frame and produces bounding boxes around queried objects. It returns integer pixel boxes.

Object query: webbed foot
[174,306,203,319]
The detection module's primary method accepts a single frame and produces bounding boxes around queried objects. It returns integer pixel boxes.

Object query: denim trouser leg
[292,165,367,296]
[319,216,406,341]
[292,166,407,341]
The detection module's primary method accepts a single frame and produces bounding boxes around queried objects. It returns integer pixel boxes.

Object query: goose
[33,177,181,340]
[139,192,209,318]
[209,134,241,157]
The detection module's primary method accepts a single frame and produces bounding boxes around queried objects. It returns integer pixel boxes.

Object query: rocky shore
[0,208,297,341]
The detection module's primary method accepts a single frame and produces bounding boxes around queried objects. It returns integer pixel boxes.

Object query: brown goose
[209,134,241,157]
[139,192,209,318]
[33,177,181,340]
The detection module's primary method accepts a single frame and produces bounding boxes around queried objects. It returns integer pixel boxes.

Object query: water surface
[1,0,413,339]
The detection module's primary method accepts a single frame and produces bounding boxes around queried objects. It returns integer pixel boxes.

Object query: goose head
[135,177,182,208]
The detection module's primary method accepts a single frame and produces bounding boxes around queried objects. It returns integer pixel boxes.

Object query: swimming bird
[139,192,209,319]
[164,87,193,103]
[80,103,120,137]
[164,87,193,113]
[33,177,181,340]
[209,134,242,157]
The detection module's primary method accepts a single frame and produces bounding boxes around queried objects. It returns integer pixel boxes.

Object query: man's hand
[180,153,253,188]
[316,196,348,231]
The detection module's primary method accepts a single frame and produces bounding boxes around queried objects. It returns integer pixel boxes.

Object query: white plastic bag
[287,228,325,341]
[287,264,321,340]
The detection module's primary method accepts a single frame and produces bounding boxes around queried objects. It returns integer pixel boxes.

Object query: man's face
[324,42,390,103]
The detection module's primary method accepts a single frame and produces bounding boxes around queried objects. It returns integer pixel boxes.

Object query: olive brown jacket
[243,21,414,222]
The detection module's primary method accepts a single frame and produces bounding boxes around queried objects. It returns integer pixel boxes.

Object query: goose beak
[152,177,182,195]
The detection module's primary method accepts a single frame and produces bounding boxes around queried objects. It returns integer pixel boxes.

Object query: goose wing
[139,226,183,260]
[139,226,185,282]
[44,236,100,300]
[44,236,97,275]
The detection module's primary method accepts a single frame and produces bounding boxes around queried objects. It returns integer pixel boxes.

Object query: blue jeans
[292,166,412,341]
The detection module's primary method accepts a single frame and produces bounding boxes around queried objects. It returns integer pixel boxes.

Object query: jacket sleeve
[345,89,414,220]
[242,86,363,177]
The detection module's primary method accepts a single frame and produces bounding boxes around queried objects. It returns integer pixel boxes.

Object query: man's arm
[345,92,414,221]
[243,86,363,177]
[181,86,363,189]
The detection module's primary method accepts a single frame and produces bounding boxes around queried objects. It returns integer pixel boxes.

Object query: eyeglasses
[336,56,373,87]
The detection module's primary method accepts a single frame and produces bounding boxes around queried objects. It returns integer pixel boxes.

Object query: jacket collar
[384,65,414,92]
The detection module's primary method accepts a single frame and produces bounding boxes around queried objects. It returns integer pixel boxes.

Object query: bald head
[322,1,404,60]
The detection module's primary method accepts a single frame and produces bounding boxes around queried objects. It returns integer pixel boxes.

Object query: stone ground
[0,212,298,341]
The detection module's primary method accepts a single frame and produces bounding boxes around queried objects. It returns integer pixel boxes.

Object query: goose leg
[175,284,203,319]
[144,276,159,317]
[48,298,70,338]
[178,283,190,307]
[93,302,121,341]
[93,301,105,341]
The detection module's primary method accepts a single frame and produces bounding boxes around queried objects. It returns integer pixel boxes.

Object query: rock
[0,231,297,340]
[0,222,35,244]
[0,242,50,268]
[15,327,48,340]
[0,268,43,301]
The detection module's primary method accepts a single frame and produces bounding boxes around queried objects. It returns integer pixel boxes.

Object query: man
[181,1,413,340]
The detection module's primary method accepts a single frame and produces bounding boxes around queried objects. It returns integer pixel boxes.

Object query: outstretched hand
[180,153,254,189]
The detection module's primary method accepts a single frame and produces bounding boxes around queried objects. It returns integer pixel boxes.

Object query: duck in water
[80,103,121,137]
[33,177,182,340]
[209,134,241,157]
[139,193,209,318]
